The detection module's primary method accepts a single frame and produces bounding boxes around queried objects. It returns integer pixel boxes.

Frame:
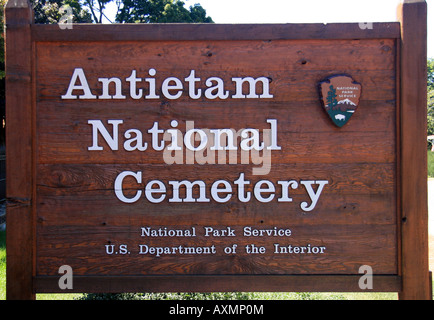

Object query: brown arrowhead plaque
[319,75,362,127]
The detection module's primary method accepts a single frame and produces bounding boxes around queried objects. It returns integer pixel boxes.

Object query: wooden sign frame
[5,0,430,300]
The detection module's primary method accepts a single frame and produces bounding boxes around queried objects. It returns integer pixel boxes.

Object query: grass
[0,230,5,300]
[67,291,398,301]
[428,151,434,178]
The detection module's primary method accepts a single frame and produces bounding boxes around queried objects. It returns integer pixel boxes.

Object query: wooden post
[397,0,431,300]
[5,0,35,300]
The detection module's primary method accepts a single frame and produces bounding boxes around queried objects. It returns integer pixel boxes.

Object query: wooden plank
[395,37,403,278]
[30,22,401,42]
[36,118,396,164]
[31,25,400,291]
[34,39,396,104]
[35,224,397,276]
[397,0,431,300]
[34,38,396,166]
[35,163,397,198]
[34,275,402,293]
[34,162,398,276]
[5,0,35,300]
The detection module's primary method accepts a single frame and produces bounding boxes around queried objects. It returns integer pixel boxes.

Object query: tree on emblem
[326,85,338,109]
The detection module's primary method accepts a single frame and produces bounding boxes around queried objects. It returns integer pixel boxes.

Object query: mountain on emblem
[318,74,362,128]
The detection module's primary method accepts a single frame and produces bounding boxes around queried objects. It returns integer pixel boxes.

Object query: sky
[182,0,434,58]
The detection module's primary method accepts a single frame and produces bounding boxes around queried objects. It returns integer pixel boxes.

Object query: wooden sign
[5,0,431,300]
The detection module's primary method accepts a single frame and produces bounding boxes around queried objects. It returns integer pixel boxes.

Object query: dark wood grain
[397,0,430,300]
[5,0,35,300]
[33,36,399,280]
[31,22,401,42]
[34,275,402,293]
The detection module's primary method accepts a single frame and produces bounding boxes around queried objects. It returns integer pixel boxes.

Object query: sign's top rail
[30,22,401,42]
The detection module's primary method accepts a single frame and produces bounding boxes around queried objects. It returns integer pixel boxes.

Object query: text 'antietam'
[61,68,274,100]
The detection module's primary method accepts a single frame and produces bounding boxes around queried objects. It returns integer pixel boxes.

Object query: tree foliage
[30,0,92,23]
[0,0,5,79]
[427,59,434,138]
[428,58,434,92]
[82,0,116,23]
[428,89,434,136]
[116,0,213,23]
[13,0,213,24]
[326,85,337,108]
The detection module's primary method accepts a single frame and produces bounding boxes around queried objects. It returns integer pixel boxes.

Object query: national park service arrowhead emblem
[319,75,361,128]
